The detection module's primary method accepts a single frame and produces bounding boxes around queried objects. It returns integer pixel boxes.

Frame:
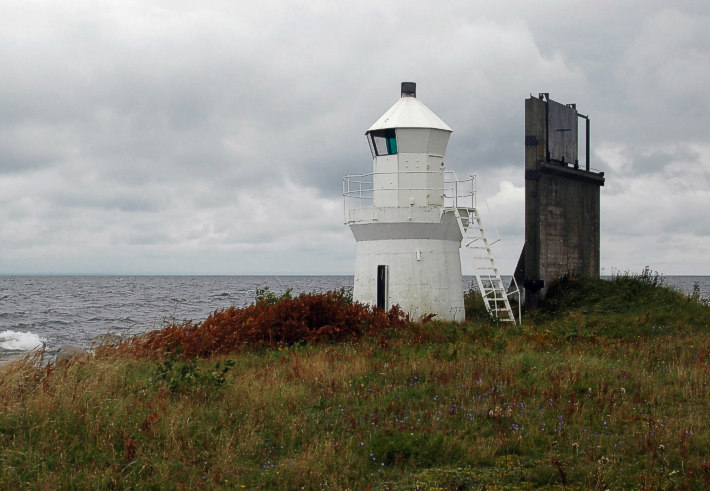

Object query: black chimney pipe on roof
[401,82,416,97]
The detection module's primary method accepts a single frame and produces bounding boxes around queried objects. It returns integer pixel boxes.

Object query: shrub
[464,287,492,322]
[113,288,409,358]
[151,357,236,394]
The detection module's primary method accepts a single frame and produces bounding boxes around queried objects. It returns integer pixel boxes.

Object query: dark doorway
[377,265,388,309]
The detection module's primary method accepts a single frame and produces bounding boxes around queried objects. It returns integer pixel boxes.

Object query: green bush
[151,357,236,394]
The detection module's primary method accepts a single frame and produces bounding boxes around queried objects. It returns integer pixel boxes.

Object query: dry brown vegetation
[108,288,408,358]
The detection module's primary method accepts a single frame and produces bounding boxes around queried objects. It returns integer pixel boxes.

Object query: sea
[1,275,709,359]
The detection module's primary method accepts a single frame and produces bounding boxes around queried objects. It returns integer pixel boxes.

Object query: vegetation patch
[1,273,710,488]
[109,288,409,358]
[528,269,710,339]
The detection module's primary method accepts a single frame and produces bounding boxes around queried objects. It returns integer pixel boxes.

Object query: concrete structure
[343,82,467,321]
[519,94,605,306]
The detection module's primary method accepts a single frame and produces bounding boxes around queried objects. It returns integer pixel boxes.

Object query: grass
[1,274,709,489]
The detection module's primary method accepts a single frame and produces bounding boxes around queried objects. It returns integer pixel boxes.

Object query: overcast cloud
[1,1,708,275]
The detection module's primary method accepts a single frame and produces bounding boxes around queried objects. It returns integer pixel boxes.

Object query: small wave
[0,330,47,351]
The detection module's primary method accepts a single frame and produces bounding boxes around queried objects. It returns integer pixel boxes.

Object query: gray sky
[1,1,709,275]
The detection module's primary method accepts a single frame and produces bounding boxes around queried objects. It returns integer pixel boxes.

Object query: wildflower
[620,387,626,395]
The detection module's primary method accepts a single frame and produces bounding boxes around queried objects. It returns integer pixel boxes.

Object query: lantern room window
[367,129,397,157]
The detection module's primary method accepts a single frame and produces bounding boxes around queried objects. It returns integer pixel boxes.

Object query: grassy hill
[1,275,709,489]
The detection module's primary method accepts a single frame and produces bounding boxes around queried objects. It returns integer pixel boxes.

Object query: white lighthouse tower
[343,82,518,322]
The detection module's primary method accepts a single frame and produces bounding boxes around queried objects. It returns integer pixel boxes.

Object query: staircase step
[456,206,517,324]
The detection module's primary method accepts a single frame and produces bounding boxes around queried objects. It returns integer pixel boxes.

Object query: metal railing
[444,172,476,209]
[342,170,476,223]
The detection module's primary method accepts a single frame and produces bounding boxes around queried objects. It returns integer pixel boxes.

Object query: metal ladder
[452,207,518,323]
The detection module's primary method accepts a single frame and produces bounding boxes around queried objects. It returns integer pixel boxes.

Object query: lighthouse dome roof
[367,95,452,133]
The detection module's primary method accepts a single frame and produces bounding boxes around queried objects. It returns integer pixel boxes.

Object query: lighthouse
[343,82,468,321]
[344,83,518,322]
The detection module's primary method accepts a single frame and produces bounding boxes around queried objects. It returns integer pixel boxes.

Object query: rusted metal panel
[547,99,578,164]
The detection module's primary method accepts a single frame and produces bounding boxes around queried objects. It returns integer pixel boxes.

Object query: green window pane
[387,136,397,154]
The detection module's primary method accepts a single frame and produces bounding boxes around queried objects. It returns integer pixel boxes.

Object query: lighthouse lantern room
[343,82,518,322]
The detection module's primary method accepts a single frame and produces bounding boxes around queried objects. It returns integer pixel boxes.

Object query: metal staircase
[452,207,518,323]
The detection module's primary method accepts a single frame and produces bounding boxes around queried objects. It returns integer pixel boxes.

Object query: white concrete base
[352,237,465,321]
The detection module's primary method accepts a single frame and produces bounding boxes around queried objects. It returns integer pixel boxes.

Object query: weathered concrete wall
[524,96,604,305]
[526,163,603,282]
